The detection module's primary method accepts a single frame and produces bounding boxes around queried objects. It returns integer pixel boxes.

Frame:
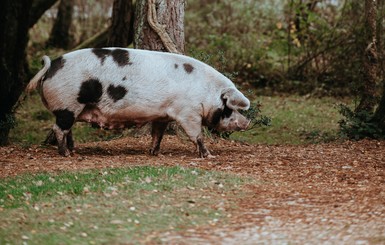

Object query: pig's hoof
[199,150,213,158]
[67,141,75,151]
[58,148,71,157]
[201,153,215,159]
[149,148,159,156]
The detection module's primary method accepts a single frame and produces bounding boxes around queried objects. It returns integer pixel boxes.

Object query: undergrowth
[338,104,385,140]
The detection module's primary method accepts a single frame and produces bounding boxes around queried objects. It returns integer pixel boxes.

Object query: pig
[26,48,250,157]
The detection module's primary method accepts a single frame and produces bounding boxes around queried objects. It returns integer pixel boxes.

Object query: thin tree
[372,0,385,128]
[108,0,135,47]
[356,0,378,113]
[47,0,75,49]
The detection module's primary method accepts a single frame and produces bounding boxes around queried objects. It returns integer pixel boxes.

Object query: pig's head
[207,88,251,132]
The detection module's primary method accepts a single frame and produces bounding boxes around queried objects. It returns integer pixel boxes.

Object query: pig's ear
[221,88,250,110]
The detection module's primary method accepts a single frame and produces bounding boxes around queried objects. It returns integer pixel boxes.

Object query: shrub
[338,104,385,140]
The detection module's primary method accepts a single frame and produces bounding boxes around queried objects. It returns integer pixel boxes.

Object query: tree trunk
[376,0,384,80]
[0,0,32,145]
[134,0,185,53]
[108,0,135,47]
[373,0,385,127]
[47,0,74,49]
[356,0,378,113]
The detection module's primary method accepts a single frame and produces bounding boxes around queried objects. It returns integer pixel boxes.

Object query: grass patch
[0,166,247,244]
[231,96,345,145]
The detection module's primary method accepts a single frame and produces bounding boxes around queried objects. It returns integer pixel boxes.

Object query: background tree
[0,0,32,145]
[47,0,75,49]
[75,0,134,49]
[372,0,385,129]
[338,0,385,139]
[134,0,185,53]
[0,0,57,145]
[107,0,135,47]
[355,0,378,113]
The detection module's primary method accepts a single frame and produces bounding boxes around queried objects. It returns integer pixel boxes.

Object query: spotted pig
[26,48,250,157]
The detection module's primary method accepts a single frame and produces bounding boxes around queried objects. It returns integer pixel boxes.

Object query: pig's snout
[237,119,251,131]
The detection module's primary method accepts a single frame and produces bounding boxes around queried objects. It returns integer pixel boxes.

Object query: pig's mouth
[238,119,251,131]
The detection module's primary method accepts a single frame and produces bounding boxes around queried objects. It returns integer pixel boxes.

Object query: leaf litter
[0,135,384,243]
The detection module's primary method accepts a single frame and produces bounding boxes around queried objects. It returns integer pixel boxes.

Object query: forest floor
[1,135,384,244]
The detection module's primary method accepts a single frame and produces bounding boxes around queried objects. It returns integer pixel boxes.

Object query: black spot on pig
[107,84,127,102]
[210,108,223,126]
[92,48,111,65]
[183,63,194,74]
[77,78,103,104]
[208,104,234,127]
[44,56,65,80]
[53,109,75,130]
[122,76,127,81]
[112,49,132,66]
[174,64,179,69]
[222,104,233,118]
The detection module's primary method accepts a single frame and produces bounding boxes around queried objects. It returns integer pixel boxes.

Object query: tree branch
[29,0,59,28]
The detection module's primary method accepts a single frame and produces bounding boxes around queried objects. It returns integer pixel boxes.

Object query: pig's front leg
[177,115,212,158]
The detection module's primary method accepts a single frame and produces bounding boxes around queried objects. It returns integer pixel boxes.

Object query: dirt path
[1,136,384,243]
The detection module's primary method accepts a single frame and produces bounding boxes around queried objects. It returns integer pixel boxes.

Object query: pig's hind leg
[52,109,76,156]
[43,129,74,151]
[149,121,169,155]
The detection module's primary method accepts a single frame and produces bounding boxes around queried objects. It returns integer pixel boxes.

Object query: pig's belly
[77,105,170,129]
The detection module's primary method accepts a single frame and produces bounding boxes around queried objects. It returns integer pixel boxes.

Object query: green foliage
[287,1,367,96]
[338,104,385,140]
[186,0,369,96]
[242,101,272,129]
[186,0,286,90]
[0,114,17,130]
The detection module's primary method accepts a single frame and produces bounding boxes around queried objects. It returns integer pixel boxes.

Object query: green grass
[12,94,346,146]
[0,166,247,244]
[231,96,345,145]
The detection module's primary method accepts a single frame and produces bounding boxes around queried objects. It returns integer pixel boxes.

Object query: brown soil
[1,136,384,243]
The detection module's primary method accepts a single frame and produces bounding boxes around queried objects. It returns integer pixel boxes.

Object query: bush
[338,104,385,140]
[185,0,368,96]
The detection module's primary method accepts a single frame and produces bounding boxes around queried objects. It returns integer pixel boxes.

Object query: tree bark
[373,0,385,128]
[376,0,384,79]
[108,0,135,47]
[134,0,185,53]
[0,0,32,145]
[47,0,74,49]
[356,0,378,113]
